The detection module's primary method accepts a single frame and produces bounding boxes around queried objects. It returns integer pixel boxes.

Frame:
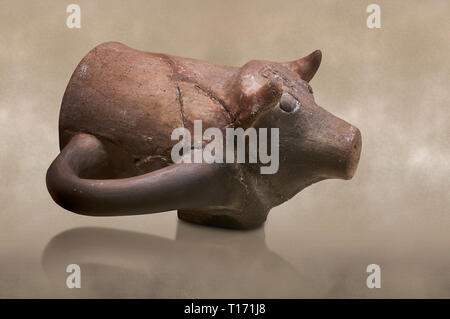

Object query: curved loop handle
[46,133,243,216]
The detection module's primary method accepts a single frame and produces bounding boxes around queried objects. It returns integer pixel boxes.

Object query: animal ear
[281,50,322,82]
[239,76,283,122]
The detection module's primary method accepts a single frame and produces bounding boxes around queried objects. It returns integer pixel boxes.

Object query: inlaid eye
[279,93,300,112]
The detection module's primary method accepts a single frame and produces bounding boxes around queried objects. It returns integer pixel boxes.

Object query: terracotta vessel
[46,42,361,229]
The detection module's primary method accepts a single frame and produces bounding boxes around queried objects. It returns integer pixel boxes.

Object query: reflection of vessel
[42,221,316,298]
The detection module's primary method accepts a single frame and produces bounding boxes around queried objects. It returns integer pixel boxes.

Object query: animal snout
[342,125,362,180]
[306,107,362,180]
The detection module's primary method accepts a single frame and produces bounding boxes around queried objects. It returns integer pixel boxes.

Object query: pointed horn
[46,133,242,216]
[281,50,322,82]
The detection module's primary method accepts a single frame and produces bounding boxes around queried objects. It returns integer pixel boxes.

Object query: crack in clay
[236,164,250,212]
[65,129,174,171]
[193,84,235,123]
[135,154,171,167]
[176,85,187,128]
[158,54,237,124]
[159,54,188,129]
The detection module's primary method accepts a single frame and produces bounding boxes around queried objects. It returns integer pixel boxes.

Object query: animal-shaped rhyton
[46,42,362,229]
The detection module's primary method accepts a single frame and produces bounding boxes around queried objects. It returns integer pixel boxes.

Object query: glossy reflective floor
[0,0,449,298]
[42,223,309,298]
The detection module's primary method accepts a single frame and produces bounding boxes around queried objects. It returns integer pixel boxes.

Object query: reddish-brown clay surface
[47,41,361,229]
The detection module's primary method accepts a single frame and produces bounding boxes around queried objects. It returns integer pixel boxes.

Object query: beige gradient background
[0,0,449,298]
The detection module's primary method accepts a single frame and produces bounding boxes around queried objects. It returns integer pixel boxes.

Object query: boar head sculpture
[46,42,361,229]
